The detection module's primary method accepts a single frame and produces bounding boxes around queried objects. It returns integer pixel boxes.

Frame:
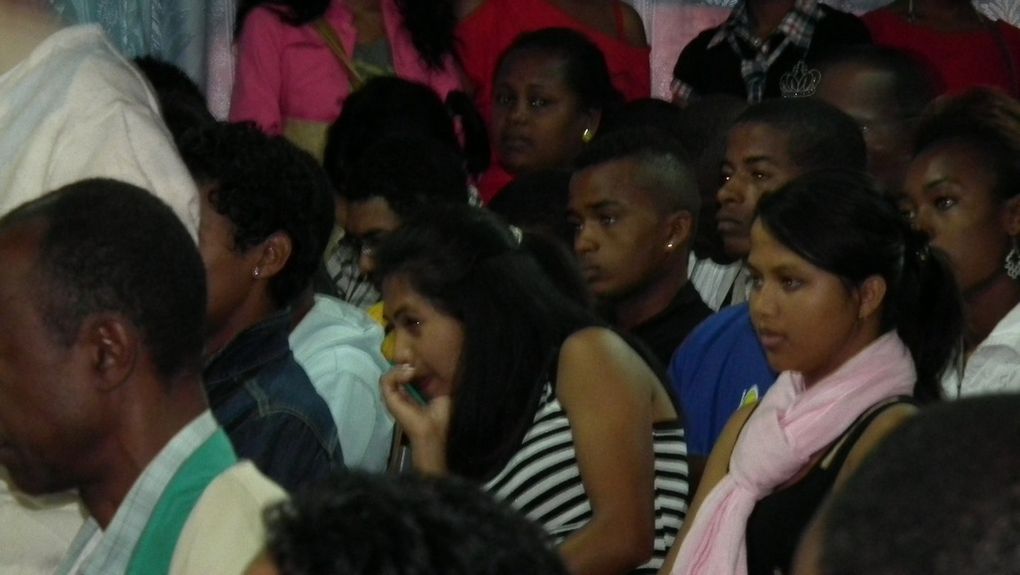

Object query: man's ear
[80,314,138,391]
[665,210,695,252]
[857,275,888,320]
[252,232,293,280]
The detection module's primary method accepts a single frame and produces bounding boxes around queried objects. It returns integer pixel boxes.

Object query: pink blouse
[230,0,463,134]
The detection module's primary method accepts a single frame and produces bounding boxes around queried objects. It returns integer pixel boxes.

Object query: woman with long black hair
[376,205,688,575]
[663,169,964,575]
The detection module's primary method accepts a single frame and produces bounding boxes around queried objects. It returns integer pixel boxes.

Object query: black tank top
[744,398,912,575]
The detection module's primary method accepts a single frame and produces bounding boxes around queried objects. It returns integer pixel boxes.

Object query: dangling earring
[582,127,594,143]
[1006,237,1020,280]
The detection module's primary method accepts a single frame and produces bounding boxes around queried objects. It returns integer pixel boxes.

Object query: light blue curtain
[48,0,237,118]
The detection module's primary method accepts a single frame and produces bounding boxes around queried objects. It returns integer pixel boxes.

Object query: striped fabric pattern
[485,384,690,573]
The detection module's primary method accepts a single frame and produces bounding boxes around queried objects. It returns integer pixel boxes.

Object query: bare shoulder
[559,326,652,378]
[557,327,652,393]
[836,402,918,487]
[561,325,631,357]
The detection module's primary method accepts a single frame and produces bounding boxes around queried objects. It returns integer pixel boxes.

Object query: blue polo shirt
[668,303,777,457]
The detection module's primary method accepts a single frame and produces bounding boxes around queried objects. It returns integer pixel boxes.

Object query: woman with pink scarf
[660,169,964,575]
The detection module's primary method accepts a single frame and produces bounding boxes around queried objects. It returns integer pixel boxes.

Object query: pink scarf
[670,332,916,575]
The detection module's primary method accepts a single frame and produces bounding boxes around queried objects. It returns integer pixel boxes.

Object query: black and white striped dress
[484,383,690,573]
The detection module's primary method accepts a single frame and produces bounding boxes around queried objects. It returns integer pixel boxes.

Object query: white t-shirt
[0,25,199,236]
[943,302,1020,399]
[0,24,200,575]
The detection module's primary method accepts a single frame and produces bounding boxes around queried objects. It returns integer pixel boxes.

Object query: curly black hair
[179,122,335,308]
[263,471,569,575]
[342,134,469,217]
[323,77,489,189]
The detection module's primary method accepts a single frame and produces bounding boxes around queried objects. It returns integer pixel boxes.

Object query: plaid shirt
[672,0,824,104]
[58,412,220,575]
[322,226,381,311]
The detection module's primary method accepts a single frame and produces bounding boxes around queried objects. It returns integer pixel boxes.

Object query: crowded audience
[3,2,1020,574]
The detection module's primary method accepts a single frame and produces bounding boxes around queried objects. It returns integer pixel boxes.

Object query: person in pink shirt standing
[230,0,463,159]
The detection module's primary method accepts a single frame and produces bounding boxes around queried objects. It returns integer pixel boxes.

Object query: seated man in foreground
[0,179,283,574]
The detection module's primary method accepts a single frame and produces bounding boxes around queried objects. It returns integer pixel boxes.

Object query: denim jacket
[204,311,343,492]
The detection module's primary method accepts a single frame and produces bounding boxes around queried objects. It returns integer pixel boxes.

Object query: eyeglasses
[341,233,385,257]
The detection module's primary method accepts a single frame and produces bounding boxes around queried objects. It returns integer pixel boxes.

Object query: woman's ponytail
[445,90,491,178]
[892,227,964,402]
[756,169,965,401]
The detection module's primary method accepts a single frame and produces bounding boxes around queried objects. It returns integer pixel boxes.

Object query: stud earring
[666,241,675,250]
[252,268,262,279]
[582,127,594,143]
[1006,237,1020,280]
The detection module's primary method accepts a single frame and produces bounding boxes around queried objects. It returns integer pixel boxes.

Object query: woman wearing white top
[902,87,1020,398]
